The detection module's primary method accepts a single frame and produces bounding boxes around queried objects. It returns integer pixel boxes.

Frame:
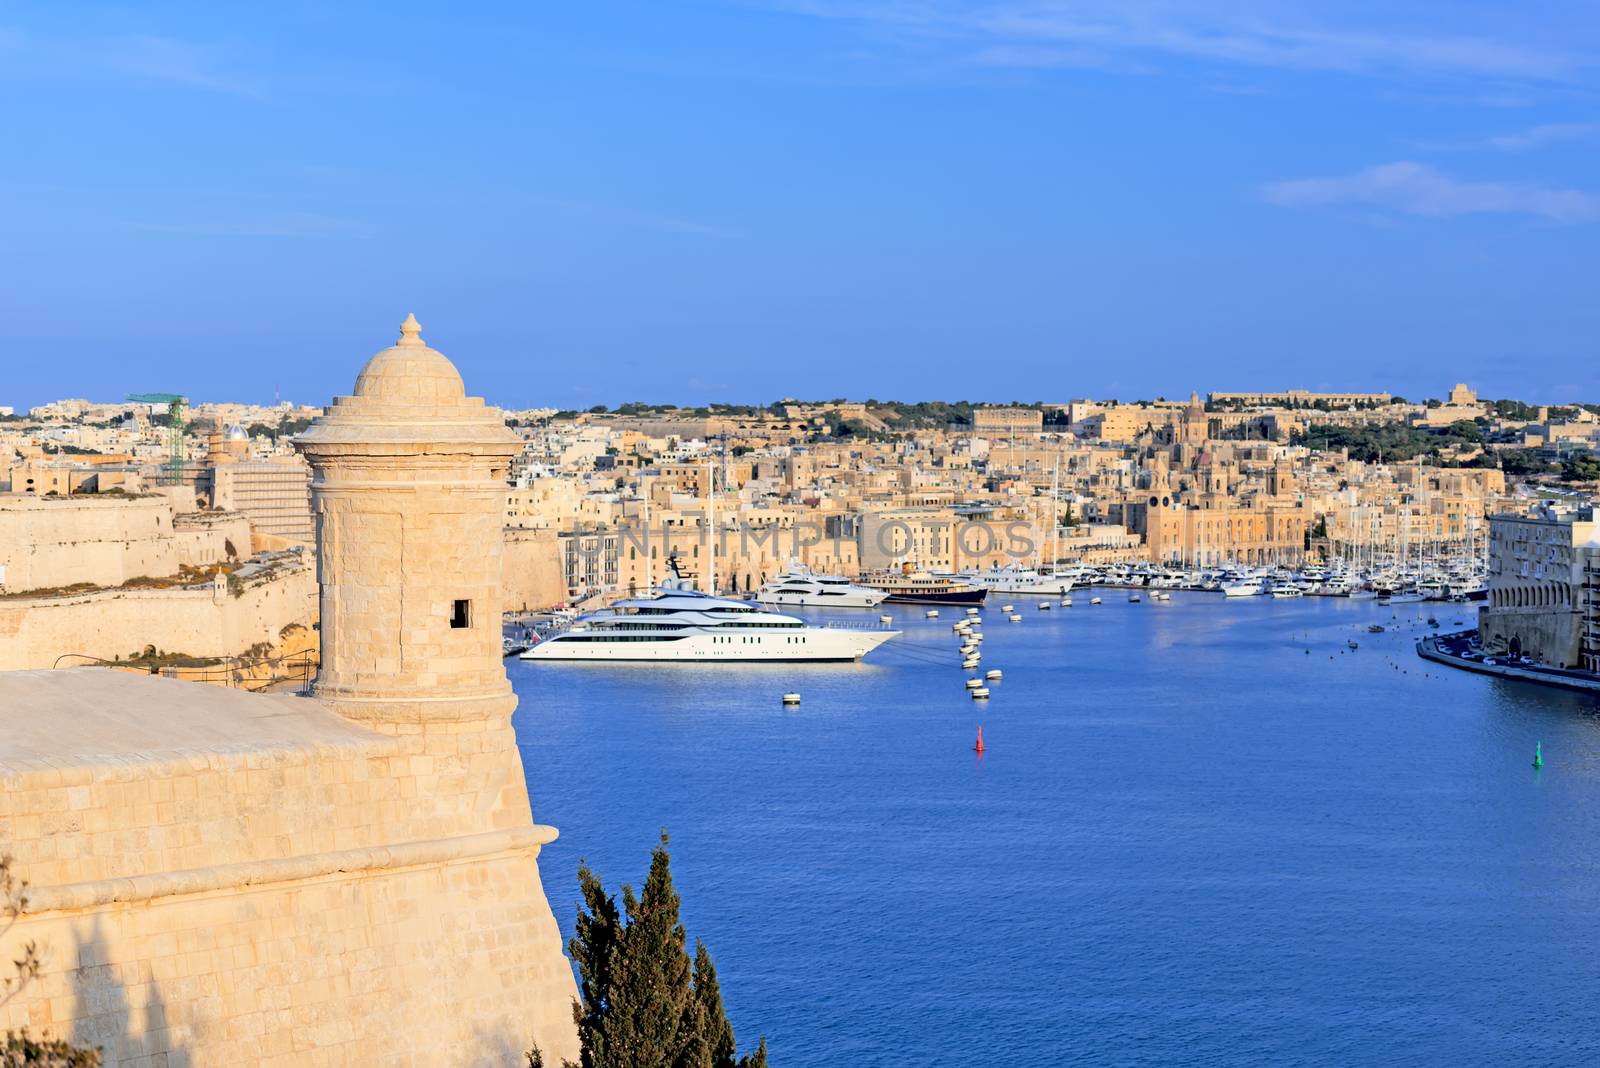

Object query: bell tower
[297,314,523,725]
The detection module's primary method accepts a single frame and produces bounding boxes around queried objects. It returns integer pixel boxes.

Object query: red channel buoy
[973,725,985,753]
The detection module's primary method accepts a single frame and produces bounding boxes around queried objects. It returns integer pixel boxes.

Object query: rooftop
[0,670,379,773]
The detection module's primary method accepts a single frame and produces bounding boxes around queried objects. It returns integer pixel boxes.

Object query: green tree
[536,835,767,1068]
[1498,449,1556,477]
[1560,453,1600,482]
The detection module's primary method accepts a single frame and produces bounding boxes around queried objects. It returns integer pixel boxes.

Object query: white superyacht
[756,563,887,608]
[522,567,897,663]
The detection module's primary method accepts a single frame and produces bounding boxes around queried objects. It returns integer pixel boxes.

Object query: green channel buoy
[1533,742,1543,769]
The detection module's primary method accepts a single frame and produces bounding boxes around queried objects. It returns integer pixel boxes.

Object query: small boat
[781,692,801,705]
[926,609,939,619]
[965,678,984,690]
[1001,604,1015,613]
[970,687,990,700]
[879,614,894,625]
[1089,596,1102,605]
[1367,624,1385,634]
[1060,597,1073,607]
[1008,613,1022,622]
[1346,640,1359,650]
[1129,593,1141,603]
[985,669,1002,680]
[962,656,981,669]
[1038,601,1051,610]
[966,607,981,616]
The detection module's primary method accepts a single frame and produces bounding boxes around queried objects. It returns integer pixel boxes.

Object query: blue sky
[2,1,1597,410]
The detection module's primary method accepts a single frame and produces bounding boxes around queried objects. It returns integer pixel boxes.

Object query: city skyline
[5,2,1599,406]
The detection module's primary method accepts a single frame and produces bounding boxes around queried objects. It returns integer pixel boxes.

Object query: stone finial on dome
[397,313,425,347]
[346,313,467,403]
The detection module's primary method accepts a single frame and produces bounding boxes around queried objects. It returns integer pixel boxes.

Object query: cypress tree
[606,835,694,1068]
[555,834,769,1068]
[678,940,733,1068]
[569,861,622,1068]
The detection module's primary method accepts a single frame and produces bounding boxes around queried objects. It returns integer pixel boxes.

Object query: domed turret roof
[294,314,521,455]
[352,314,466,404]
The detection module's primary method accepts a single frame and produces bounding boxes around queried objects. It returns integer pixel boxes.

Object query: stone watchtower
[298,313,520,728]
[295,316,580,1058]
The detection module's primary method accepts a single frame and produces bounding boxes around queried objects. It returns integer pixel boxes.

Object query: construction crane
[126,392,188,485]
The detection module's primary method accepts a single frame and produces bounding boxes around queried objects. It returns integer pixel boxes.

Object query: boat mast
[1051,460,1060,571]
[643,485,653,593]
[706,458,717,595]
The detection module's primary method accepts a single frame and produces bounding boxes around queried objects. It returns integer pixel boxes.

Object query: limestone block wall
[0,715,541,889]
[0,830,577,1066]
[170,512,252,567]
[503,528,566,611]
[0,495,178,592]
[312,481,512,713]
[0,558,315,670]
[1478,603,1583,666]
[0,671,581,1065]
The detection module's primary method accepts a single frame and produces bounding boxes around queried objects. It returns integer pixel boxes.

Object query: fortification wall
[503,528,566,611]
[0,672,580,1065]
[0,558,315,670]
[170,512,252,567]
[0,495,178,592]
[0,833,575,1066]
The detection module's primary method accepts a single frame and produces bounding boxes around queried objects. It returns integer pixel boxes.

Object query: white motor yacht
[1222,576,1267,598]
[756,563,886,609]
[522,587,896,662]
[947,564,1075,596]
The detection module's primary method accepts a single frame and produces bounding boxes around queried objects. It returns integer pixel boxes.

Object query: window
[450,599,472,629]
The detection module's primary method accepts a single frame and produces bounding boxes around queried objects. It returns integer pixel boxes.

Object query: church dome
[225,424,249,442]
[352,314,466,404]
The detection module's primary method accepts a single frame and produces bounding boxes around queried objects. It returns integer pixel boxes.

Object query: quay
[1416,631,1600,697]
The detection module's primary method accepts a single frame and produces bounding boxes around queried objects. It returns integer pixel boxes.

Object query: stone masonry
[0,317,581,1065]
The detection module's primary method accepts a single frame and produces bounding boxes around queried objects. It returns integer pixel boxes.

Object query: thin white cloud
[1481,121,1600,151]
[758,1,1589,83]
[1262,161,1600,223]
[0,26,260,96]
[129,213,365,238]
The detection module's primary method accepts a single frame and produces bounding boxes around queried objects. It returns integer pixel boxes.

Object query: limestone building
[0,317,580,1065]
[1480,505,1600,669]
[972,406,1044,435]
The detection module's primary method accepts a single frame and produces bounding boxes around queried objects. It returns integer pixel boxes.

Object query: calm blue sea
[511,593,1600,1067]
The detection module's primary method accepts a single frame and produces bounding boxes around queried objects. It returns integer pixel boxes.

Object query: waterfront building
[1480,504,1600,669]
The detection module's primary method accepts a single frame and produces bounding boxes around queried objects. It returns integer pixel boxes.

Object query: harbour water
[512,593,1600,1066]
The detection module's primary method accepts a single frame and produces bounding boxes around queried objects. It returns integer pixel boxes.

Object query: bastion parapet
[0,317,580,1066]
